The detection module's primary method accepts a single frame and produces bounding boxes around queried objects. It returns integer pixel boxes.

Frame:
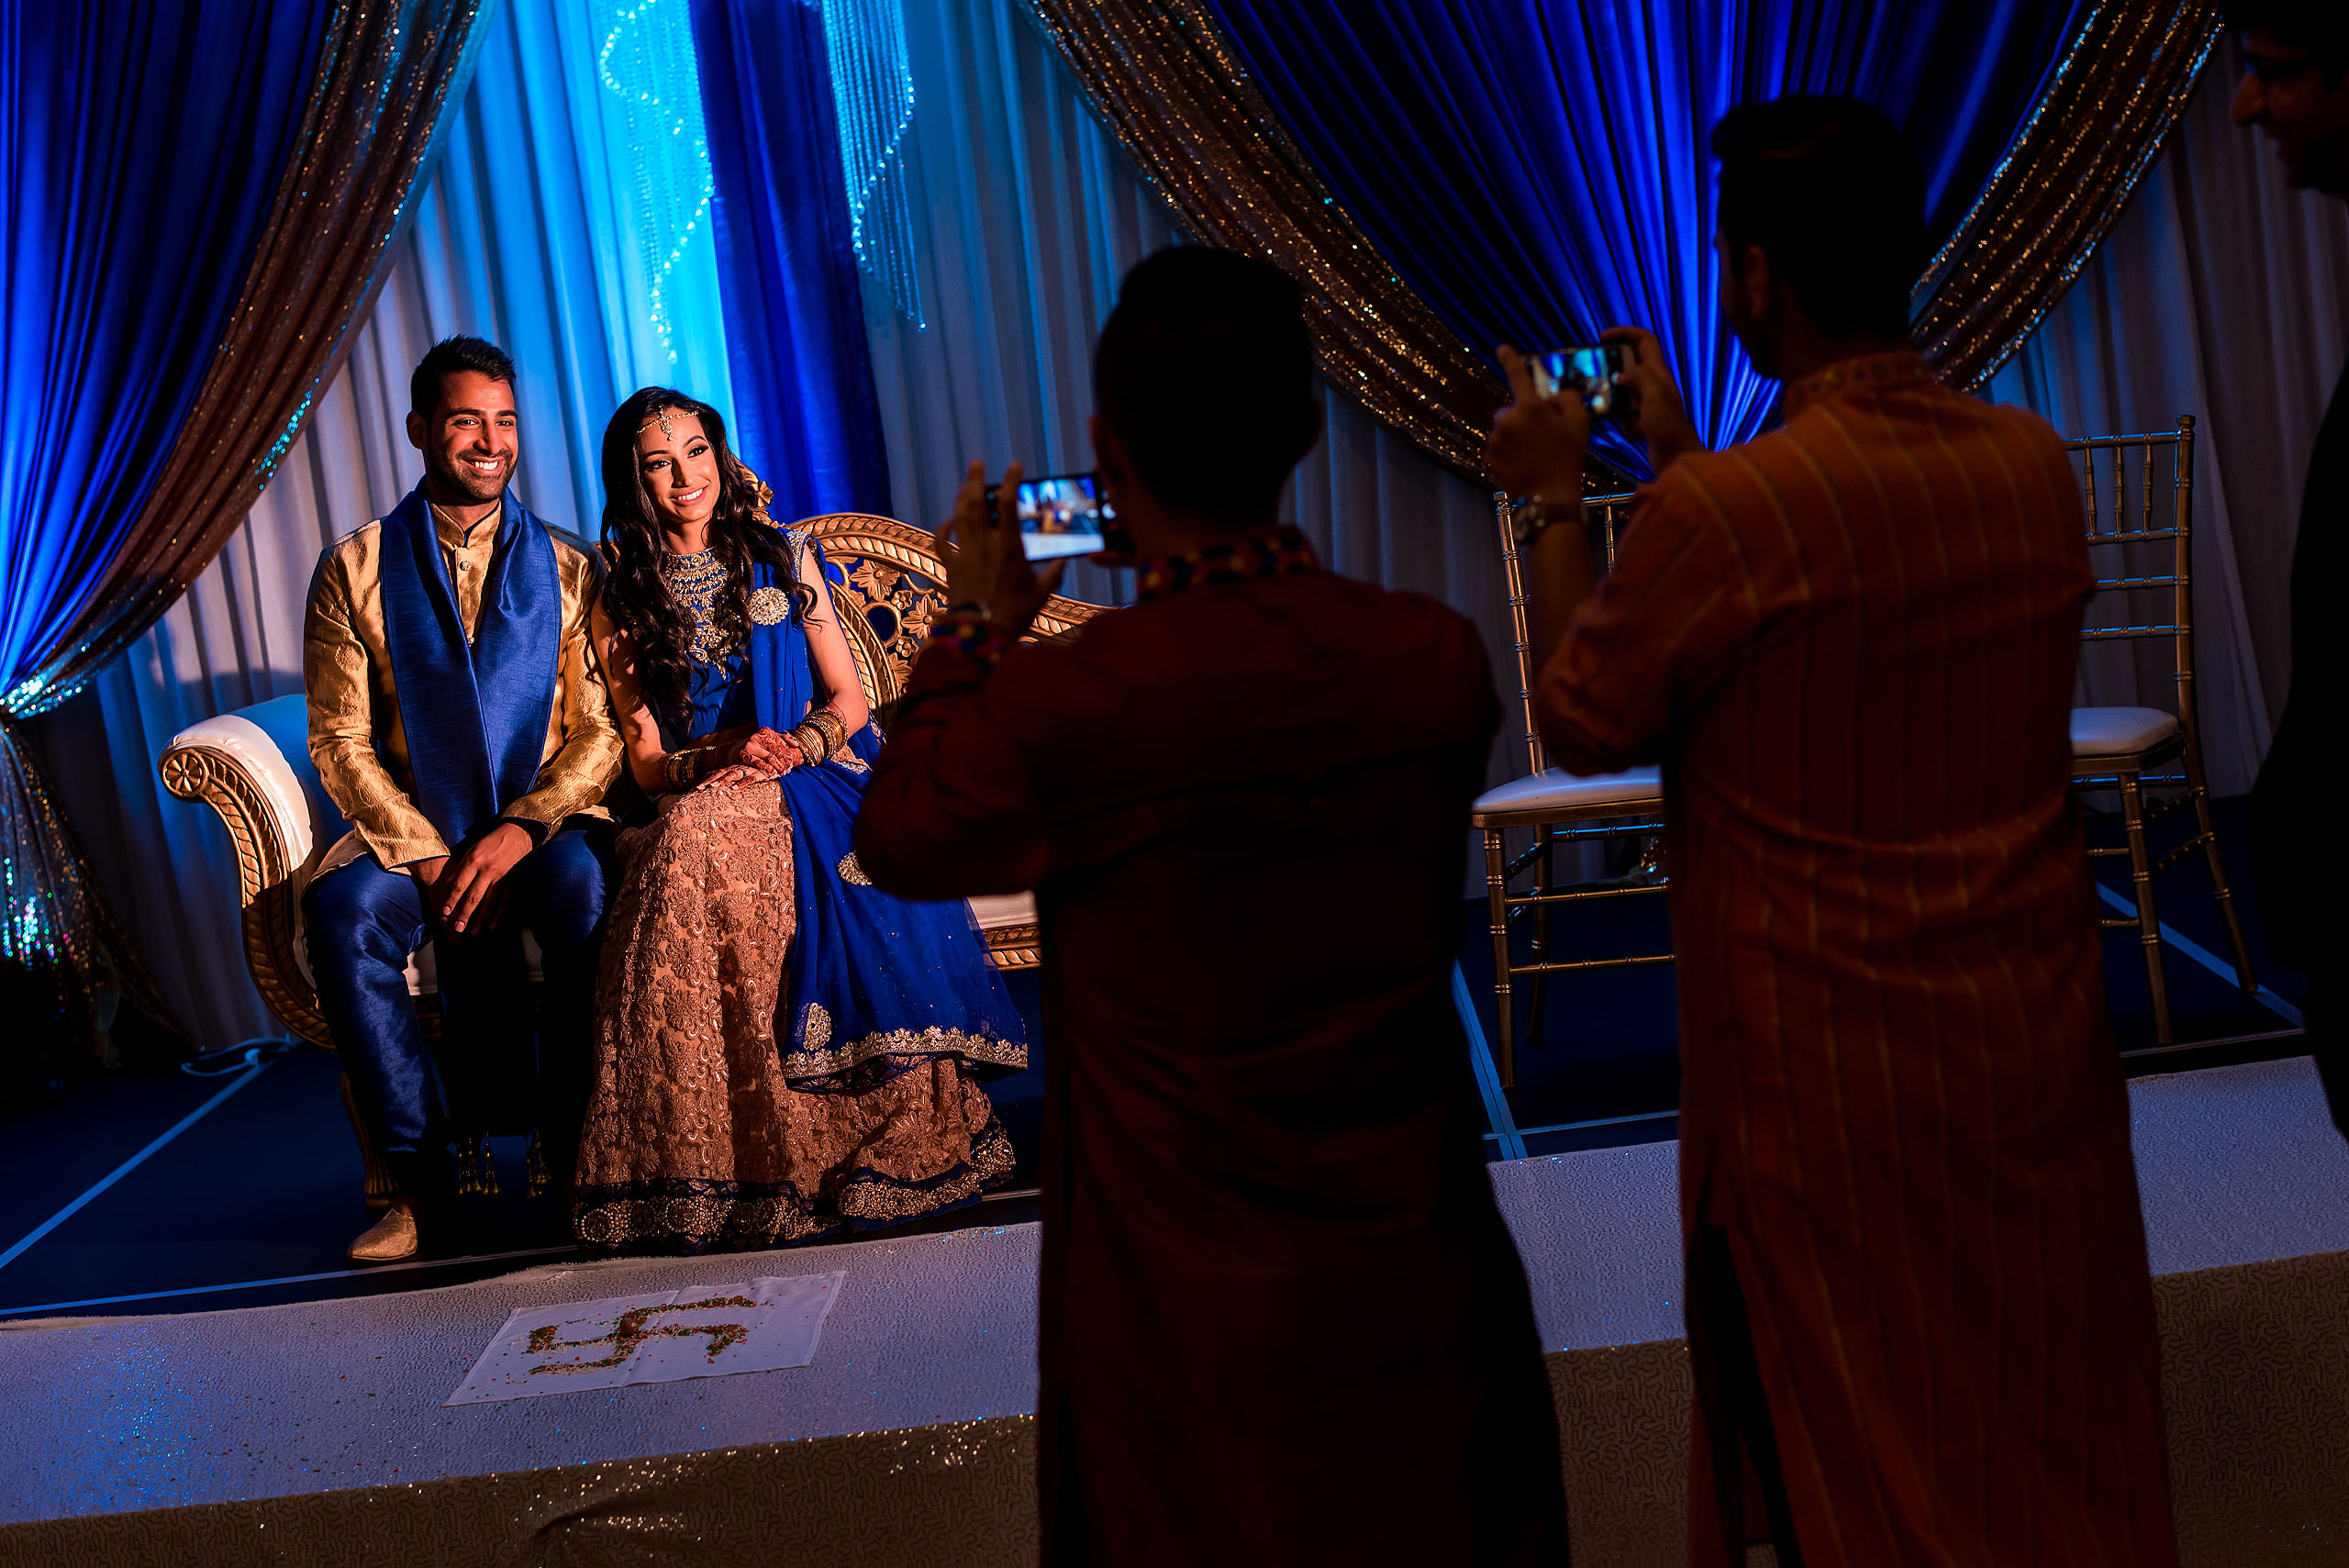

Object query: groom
[302,335,621,1263]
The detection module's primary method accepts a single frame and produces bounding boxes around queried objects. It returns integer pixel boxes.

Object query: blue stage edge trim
[0,1246,576,1321]
[0,1058,276,1275]
[2093,882,2306,1029]
[1453,961,1528,1162]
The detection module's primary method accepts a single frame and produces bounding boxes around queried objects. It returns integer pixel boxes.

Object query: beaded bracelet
[927,609,1011,664]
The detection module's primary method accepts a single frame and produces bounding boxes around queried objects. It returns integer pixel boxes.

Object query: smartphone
[986,473,1117,561]
[1530,345,1632,418]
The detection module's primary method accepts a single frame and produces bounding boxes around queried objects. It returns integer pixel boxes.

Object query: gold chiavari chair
[2065,417,2255,1044]
[1469,490,1671,1088]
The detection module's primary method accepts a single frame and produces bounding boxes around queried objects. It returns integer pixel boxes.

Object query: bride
[573,384,1028,1252]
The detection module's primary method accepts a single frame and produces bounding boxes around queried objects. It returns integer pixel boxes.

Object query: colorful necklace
[661,547,733,664]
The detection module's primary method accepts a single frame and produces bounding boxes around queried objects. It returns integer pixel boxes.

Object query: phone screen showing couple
[1531,346,1627,417]
[1007,473,1111,562]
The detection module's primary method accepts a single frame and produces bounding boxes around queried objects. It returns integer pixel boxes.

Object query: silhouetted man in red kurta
[1492,98,2176,1565]
[858,249,1569,1566]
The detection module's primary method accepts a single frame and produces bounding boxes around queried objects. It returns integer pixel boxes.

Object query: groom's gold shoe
[347,1205,421,1264]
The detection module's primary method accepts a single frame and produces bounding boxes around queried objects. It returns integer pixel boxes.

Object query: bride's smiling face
[636,410,720,531]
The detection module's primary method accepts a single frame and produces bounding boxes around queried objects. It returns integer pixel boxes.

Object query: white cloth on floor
[445,1272,846,1405]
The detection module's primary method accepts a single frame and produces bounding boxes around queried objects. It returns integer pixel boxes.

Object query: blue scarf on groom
[376,484,562,851]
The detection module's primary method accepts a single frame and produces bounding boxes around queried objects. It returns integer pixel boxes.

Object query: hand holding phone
[1488,345,1591,505]
[981,472,1122,562]
[939,461,1068,637]
[1594,327,1704,473]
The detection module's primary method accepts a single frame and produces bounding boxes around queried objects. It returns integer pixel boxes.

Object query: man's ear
[1736,243,1777,327]
[406,409,428,452]
[1091,415,1130,490]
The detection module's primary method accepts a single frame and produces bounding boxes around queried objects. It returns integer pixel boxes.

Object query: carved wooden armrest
[804,512,1104,725]
[158,716,335,1046]
[802,513,1094,972]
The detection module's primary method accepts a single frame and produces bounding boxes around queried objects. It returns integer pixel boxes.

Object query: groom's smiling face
[414,369,518,505]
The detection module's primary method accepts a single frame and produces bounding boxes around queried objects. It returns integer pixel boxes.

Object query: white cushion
[2071,706,2179,758]
[165,713,317,866]
[1474,765,1664,815]
[966,892,1037,930]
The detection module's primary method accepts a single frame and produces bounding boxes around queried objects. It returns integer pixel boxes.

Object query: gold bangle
[808,708,849,756]
[788,724,828,765]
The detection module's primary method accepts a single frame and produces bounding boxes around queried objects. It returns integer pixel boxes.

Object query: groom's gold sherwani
[304,506,620,874]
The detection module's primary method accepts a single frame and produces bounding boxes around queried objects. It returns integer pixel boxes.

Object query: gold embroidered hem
[836,852,873,886]
[785,1018,1030,1084]
[573,783,1017,1254]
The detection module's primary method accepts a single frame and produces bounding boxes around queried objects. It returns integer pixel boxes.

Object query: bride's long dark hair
[598,386,811,726]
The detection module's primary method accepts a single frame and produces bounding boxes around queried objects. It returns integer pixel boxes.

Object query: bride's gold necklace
[661,546,731,665]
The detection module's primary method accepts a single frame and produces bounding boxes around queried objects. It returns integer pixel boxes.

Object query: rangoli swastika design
[526,1295,760,1373]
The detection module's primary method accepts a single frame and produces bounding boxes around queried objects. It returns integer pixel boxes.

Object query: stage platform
[3,1057,2347,1566]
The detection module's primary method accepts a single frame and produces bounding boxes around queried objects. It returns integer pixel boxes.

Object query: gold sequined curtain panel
[1915,0,2225,390]
[1022,0,1506,481]
[1026,0,2222,472]
[39,0,494,702]
[0,726,179,1074]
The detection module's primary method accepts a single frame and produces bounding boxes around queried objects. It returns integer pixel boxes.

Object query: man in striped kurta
[1493,98,2176,1563]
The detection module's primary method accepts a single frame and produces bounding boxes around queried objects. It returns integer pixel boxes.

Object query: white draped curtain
[869,0,1519,728]
[26,19,2349,1049]
[1988,29,2349,795]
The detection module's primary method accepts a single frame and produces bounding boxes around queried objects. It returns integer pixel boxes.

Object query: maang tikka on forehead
[638,405,681,439]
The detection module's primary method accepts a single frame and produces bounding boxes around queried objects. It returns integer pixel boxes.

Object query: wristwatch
[1509,496,1583,549]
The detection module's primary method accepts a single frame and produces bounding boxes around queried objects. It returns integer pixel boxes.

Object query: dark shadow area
[0,980,1052,1323]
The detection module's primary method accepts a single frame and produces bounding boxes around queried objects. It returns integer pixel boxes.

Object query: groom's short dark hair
[1095,247,1319,519]
[411,335,518,418]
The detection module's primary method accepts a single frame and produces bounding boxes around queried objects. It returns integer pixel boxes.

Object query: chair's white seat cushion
[966,892,1038,930]
[1474,764,1664,814]
[2071,706,2180,758]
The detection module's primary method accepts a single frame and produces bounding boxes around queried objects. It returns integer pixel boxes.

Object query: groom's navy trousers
[305,827,612,1197]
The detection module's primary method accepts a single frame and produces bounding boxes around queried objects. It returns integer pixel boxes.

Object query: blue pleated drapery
[0,1,327,1059]
[0,2,328,710]
[691,0,895,518]
[1201,0,2086,474]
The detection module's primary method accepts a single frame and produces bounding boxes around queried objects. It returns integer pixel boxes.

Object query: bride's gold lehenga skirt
[573,785,1014,1254]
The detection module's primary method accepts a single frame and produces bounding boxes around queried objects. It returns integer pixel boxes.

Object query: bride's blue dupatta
[733,549,1027,1093]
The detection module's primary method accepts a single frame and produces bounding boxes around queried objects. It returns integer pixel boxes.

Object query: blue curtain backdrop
[16,0,751,1051]
[0,2,328,712]
[692,0,894,518]
[1201,0,2085,474]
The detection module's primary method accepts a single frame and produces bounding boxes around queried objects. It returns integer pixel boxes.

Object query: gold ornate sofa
[158,512,1100,1203]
